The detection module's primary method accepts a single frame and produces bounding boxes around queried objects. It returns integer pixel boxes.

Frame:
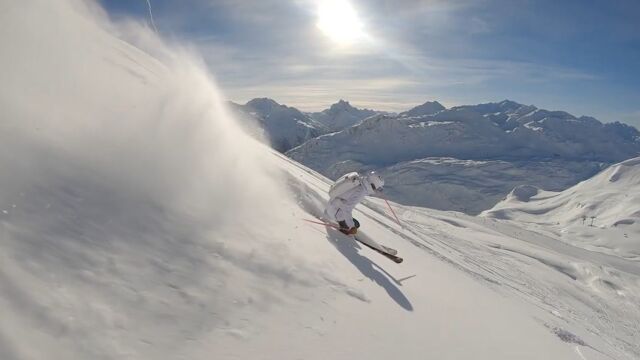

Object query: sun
[316,0,365,46]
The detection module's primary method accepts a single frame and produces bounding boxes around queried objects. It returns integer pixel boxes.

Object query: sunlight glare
[316,0,365,46]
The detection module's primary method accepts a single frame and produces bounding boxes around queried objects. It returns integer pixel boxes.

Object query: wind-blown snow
[228,98,383,153]
[0,1,297,358]
[229,98,327,152]
[1,1,639,360]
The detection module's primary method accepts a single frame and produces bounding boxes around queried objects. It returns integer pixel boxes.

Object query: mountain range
[229,98,383,152]
[234,97,639,213]
[309,99,381,132]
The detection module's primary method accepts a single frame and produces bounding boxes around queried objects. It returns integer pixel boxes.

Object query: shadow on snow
[325,229,413,312]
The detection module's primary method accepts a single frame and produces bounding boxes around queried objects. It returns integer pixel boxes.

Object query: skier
[324,171,384,235]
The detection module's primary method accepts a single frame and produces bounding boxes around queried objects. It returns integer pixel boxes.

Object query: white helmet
[365,171,384,192]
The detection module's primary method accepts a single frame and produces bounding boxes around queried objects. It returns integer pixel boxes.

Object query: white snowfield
[482,157,640,259]
[381,157,605,214]
[1,1,639,360]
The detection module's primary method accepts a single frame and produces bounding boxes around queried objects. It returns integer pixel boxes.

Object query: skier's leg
[334,208,357,235]
[324,200,338,221]
[334,207,348,225]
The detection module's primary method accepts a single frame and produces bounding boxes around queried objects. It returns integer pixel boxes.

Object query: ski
[303,218,403,263]
[379,244,398,256]
[354,236,403,263]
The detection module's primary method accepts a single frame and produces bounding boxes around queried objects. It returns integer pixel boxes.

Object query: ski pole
[381,195,402,227]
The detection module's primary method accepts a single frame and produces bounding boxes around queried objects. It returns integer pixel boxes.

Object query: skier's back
[324,171,384,235]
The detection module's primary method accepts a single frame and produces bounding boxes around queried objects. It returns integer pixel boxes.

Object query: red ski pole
[381,195,402,227]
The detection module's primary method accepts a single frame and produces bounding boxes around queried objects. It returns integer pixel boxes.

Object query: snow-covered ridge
[399,100,445,117]
[286,99,640,213]
[229,97,386,152]
[308,99,382,132]
[289,98,639,167]
[482,157,640,259]
[229,98,327,152]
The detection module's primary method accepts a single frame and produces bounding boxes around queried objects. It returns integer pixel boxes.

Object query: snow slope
[381,158,604,214]
[482,157,640,259]
[1,1,639,360]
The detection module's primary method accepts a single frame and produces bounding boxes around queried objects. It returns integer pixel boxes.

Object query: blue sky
[100,0,640,127]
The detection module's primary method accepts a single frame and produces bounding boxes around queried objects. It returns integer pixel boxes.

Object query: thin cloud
[619,111,640,128]
[100,0,640,126]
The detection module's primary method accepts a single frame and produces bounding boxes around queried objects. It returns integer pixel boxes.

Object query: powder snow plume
[0,1,302,358]
[0,0,285,229]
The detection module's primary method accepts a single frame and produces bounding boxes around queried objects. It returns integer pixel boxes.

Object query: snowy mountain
[290,99,640,167]
[229,98,383,152]
[482,157,640,259]
[309,99,381,132]
[2,2,640,360]
[229,98,327,152]
[287,100,640,213]
[399,100,445,117]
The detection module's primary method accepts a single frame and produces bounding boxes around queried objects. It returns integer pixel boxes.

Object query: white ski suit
[325,175,375,228]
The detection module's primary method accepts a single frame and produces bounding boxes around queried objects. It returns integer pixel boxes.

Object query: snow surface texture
[482,157,640,259]
[287,100,640,213]
[1,1,639,359]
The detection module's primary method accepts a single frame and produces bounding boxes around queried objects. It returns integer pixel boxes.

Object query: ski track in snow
[575,346,588,360]
[384,205,640,359]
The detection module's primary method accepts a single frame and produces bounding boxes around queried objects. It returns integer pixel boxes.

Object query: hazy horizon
[101,0,640,127]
